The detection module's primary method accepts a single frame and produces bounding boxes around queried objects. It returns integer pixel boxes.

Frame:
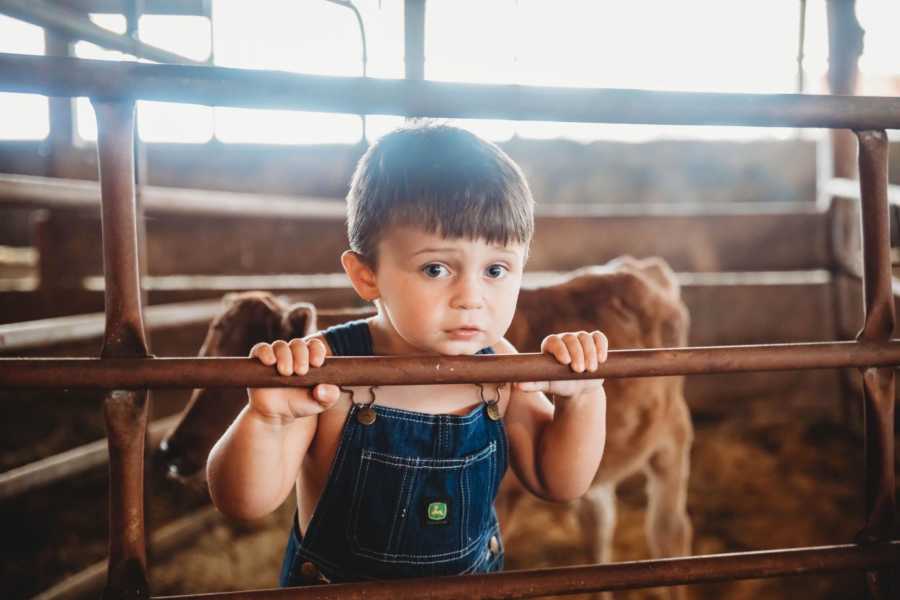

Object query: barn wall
[0,137,827,201]
[0,137,828,248]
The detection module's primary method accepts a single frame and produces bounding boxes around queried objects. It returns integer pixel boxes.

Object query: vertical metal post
[854,129,897,599]
[93,99,152,600]
[404,0,426,82]
[826,0,864,181]
[43,30,76,178]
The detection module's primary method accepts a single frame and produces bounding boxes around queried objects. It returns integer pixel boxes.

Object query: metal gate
[0,52,897,599]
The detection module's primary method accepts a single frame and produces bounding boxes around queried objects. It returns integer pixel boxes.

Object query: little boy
[207,124,608,585]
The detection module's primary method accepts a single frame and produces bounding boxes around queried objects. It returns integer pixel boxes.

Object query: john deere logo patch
[425,500,449,525]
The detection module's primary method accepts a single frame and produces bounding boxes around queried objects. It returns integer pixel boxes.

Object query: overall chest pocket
[347,442,498,565]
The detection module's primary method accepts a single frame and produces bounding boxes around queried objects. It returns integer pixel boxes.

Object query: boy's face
[370,225,526,355]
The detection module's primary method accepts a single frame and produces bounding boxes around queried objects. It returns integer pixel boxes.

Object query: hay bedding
[1,386,887,599]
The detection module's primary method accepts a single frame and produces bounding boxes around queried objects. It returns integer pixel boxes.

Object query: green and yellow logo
[427,501,448,522]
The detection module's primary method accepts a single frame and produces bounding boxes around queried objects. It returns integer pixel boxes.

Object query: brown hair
[346,123,534,266]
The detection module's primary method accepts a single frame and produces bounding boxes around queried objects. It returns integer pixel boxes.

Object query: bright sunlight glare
[1,1,897,144]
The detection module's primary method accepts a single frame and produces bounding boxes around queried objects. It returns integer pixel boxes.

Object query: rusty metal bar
[2,53,900,129]
[0,415,176,500]
[93,100,151,600]
[152,541,900,600]
[96,106,150,361]
[3,340,900,389]
[854,130,897,598]
[0,0,201,64]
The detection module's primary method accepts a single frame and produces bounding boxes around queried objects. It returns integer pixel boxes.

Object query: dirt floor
[1,376,896,599]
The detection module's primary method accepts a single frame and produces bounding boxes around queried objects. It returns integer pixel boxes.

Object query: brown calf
[500,257,692,599]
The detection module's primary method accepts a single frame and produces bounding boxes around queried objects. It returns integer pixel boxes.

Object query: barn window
[427,0,824,142]
[0,15,48,140]
[74,14,215,143]
[211,0,405,144]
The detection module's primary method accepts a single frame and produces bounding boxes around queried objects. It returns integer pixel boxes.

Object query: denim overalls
[279,320,508,585]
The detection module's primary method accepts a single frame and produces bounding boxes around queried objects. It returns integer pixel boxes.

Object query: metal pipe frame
[2,53,900,129]
[854,130,897,598]
[1,53,898,598]
[152,542,900,600]
[4,340,900,390]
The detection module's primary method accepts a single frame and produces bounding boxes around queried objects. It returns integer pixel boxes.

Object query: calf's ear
[283,302,318,339]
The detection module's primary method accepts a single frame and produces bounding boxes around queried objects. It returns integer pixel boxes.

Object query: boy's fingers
[563,334,585,372]
[314,384,341,406]
[542,335,571,365]
[289,339,309,375]
[594,331,609,363]
[308,338,327,367]
[272,340,292,376]
[515,381,546,392]
[249,342,276,366]
[579,331,598,371]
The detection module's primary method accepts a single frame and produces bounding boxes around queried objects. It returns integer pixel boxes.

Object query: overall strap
[323,319,374,356]
[324,319,495,357]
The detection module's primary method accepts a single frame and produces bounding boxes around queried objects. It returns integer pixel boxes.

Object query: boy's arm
[494,336,607,502]
[206,405,317,520]
[207,333,339,520]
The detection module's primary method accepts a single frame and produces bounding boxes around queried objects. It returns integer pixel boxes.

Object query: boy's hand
[247,338,341,423]
[514,331,608,398]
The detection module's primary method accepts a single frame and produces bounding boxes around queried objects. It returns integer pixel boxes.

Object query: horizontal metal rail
[1,53,900,129]
[153,541,900,600]
[3,340,900,389]
[0,415,177,499]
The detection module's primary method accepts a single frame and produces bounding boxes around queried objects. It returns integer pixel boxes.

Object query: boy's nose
[450,276,485,310]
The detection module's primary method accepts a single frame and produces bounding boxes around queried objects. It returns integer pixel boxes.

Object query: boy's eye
[422,264,450,278]
[486,264,508,279]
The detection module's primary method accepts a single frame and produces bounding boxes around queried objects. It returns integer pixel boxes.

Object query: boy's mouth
[445,327,482,339]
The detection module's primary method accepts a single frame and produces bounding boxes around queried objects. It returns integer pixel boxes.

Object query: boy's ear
[341,250,379,302]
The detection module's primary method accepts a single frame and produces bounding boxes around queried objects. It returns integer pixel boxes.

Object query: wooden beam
[28,206,831,290]
[0,415,178,499]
